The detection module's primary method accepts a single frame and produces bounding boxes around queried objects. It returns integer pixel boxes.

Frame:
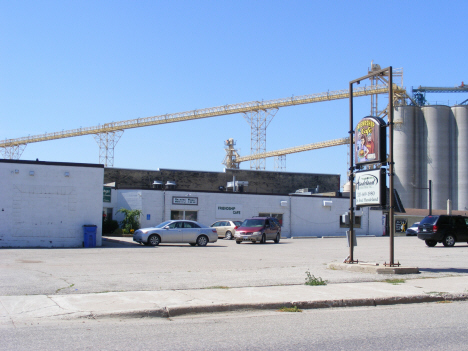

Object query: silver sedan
[133,220,218,246]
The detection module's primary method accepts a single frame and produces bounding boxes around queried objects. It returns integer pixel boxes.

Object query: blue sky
[1,0,467,188]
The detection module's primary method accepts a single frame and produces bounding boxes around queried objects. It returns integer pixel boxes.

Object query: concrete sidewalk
[1,275,467,323]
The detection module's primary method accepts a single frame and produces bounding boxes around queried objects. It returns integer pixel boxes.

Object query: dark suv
[234,217,281,244]
[417,215,468,247]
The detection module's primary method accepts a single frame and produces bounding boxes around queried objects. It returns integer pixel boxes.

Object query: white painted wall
[102,187,118,219]
[0,161,104,247]
[115,189,383,237]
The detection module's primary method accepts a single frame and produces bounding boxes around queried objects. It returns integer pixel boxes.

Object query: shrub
[102,219,119,234]
[116,208,143,231]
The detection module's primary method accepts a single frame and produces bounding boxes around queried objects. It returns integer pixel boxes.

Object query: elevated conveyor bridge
[1,83,407,166]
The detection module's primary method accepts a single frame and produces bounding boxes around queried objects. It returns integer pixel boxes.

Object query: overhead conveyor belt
[1,84,400,148]
[235,137,351,163]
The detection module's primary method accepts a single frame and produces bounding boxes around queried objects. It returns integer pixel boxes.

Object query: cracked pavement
[1,236,468,323]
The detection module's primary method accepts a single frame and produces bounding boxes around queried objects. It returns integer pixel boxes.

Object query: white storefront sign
[216,204,243,218]
[172,197,198,205]
[355,169,384,206]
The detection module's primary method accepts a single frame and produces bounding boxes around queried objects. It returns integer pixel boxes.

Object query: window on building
[171,210,198,221]
[258,213,283,226]
[339,215,361,228]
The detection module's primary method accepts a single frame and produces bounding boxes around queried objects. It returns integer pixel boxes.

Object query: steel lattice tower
[0,142,27,159]
[243,108,278,170]
[93,131,123,167]
[274,155,286,171]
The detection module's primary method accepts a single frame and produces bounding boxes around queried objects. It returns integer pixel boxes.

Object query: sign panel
[172,197,198,205]
[216,204,243,219]
[355,169,386,207]
[355,116,387,165]
[103,187,111,203]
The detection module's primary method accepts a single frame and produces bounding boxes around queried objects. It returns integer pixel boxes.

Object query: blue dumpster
[83,225,97,248]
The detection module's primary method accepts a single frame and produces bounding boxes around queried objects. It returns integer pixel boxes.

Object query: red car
[234,217,281,244]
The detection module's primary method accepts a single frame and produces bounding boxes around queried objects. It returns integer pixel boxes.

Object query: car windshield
[155,220,172,228]
[419,216,438,225]
[241,219,265,227]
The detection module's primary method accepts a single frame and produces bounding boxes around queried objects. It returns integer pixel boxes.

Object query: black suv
[417,215,468,247]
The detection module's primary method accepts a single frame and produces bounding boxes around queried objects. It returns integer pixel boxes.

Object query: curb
[76,293,468,320]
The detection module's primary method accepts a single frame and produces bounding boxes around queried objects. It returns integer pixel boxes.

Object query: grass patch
[56,283,75,293]
[204,286,229,290]
[385,279,405,285]
[278,306,302,313]
[305,271,327,286]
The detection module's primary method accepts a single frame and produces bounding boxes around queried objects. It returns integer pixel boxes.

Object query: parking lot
[1,236,468,296]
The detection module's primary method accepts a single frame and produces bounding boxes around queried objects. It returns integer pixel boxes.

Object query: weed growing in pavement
[204,286,229,290]
[304,271,327,286]
[56,283,75,293]
[385,279,405,285]
[278,306,302,313]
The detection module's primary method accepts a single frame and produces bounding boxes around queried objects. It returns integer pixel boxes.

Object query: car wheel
[225,231,232,240]
[147,234,160,246]
[260,234,266,244]
[196,235,208,247]
[442,234,456,247]
[425,240,437,247]
[274,233,280,243]
[236,241,241,244]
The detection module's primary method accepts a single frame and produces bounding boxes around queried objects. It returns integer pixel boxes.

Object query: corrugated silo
[394,106,418,208]
[453,105,468,210]
[422,106,451,210]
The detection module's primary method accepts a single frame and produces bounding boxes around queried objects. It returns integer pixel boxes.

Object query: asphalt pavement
[1,235,467,324]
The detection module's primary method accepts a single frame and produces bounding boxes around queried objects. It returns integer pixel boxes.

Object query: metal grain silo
[394,106,418,208]
[422,106,451,210]
[453,105,468,210]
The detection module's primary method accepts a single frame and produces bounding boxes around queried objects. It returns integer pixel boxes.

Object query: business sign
[103,187,111,203]
[355,168,386,207]
[172,197,198,205]
[216,204,243,219]
[355,116,387,165]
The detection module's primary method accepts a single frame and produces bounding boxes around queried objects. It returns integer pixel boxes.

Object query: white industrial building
[0,159,104,248]
[0,159,384,248]
[106,187,384,238]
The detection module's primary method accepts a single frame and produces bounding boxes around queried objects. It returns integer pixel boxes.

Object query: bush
[116,208,142,232]
[102,219,119,234]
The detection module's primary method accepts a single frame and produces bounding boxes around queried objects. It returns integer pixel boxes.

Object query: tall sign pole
[348,66,398,266]
[348,81,355,263]
[388,67,396,266]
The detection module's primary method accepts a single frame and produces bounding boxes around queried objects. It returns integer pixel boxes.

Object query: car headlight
[253,231,261,235]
